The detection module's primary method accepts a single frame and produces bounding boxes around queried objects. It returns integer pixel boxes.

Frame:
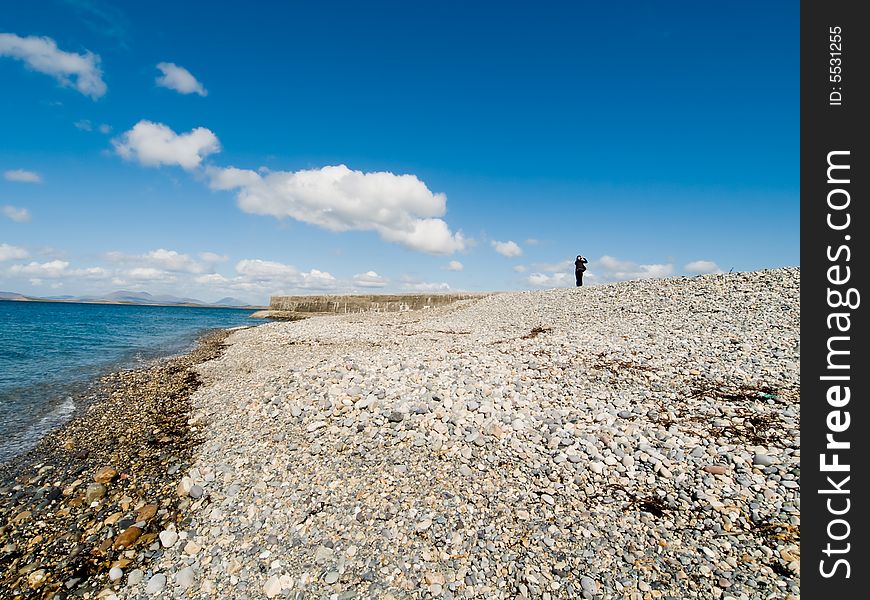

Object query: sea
[0,300,259,464]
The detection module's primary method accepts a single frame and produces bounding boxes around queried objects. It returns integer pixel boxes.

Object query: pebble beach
[1,268,800,600]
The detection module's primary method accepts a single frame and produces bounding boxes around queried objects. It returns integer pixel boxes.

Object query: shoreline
[0,328,237,597]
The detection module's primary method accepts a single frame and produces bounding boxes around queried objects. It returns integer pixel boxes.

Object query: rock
[109,567,123,581]
[703,465,728,475]
[306,421,327,433]
[263,575,282,598]
[85,483,107,503]
[581,576,597,593]
[388,411,405,423]
[314,545,334,564]
[175,566,195,589]
[136,504,158,522]
[324,571,340,584]
[27,569,47,589]
[753,454,775,467]
[183,540,201,555]
[189,484,204,499]
[94,466,118,484]
[159,529,179,548]
[145,573,166,596]
[113,526,143,549]
[127,569,144,585]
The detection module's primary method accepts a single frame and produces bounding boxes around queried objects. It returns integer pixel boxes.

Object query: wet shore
[0,329,234,598]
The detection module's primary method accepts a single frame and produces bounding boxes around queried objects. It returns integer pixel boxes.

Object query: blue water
[0,300,258,463]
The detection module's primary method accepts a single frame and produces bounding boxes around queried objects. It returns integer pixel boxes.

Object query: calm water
[0,301,258,463]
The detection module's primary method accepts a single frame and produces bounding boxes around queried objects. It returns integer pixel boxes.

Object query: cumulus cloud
[491,240,522,257]
[106,248,209,273]
[9,259,70,277]
[3,205,31,222]
[446,260,464,271]
[596,255,673,282]
[155,62,207,96]
[235,258,298,281]
[513,265,527,273]
[0,33,106,98]
[208,164,465,255]
[353,271,388,288]
[684,260,723,275]
[4,169,42,183]
[113,120,220,170]
[0,243,29,261]
[527,272,571,287]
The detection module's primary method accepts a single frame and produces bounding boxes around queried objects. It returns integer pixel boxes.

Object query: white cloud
[126,267,171,281]
[513,265,527,273]
[596,255,674,282]
[3,205,31,222]
[491,240,522,258]
[199,251,229,264]
[4,169,42,183]
[403,281,451,291]
[525,238,541,246]
[353,271,388,287]
[527,272,571,287]
[9,259,70,277]
[446,260,464,271]
[208,164,465,255]
[298,269,337,289]
[535,259,572,273]
[0,33,106,99]
[684,260,723,275]
[155,62,207,96]
[98,123,112,134]
[106,248,209,273]
[235,258,298,281]
[0,243,29,261]
[74,119,92,131]
[195,273,229,285]
[113,120,220,170]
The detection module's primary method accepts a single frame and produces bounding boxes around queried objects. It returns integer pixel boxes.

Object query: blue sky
[1,1,798,304]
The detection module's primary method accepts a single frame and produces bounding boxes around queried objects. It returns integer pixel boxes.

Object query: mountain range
[0,290,261,308]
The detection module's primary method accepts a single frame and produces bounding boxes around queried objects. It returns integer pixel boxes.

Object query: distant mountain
[0,291,30,300]
[0,289,264,308]
[213,296,250,307]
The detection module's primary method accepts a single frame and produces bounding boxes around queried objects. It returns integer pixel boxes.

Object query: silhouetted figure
[574,255,588,286]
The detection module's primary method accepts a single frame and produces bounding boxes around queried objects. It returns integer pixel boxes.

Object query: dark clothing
[574,257,587,287]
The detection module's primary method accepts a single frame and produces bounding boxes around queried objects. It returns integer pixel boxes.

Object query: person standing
[574,255,588,286]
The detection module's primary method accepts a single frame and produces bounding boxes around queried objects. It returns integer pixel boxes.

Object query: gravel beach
[4,269,800,599]
[0,330,234,599]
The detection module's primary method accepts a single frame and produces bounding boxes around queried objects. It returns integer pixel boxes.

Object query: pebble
[144,573,166,596]
[159,529,178,548]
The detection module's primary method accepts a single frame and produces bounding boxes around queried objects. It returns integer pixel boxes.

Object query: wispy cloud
[0,33,106,99]
[4,169,42,183]
[491,240,522,257]
[2,205,31,222]
[74,119,93,131]
[113,121,220,170]
[62,0,130,45]
[155,62,208,96]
